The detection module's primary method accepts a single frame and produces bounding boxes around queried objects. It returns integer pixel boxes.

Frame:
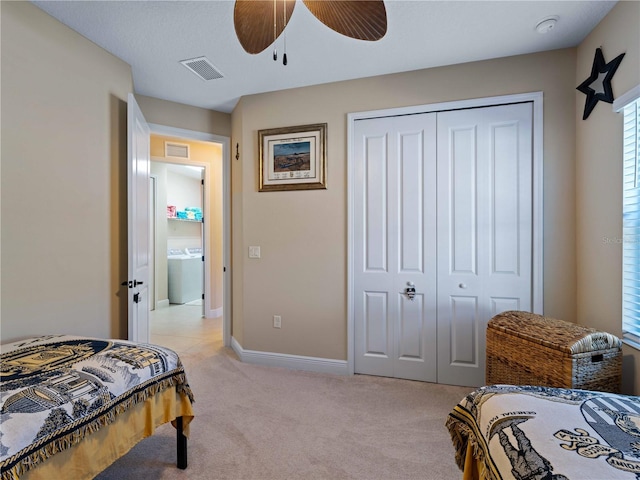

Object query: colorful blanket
[446,385,640,480]
[0,335,194,480]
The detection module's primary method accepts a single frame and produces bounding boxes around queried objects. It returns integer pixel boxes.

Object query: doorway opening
[147,127,230,355]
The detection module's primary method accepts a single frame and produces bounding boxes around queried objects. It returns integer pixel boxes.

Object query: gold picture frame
[258,123,327,192]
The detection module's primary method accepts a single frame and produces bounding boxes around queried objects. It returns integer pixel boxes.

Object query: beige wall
[231,48,578,361]
[1,2,133,341]
[0,4,231,343]
[150,135,224,313]
[576,1,640,394]
[136,95,231,138]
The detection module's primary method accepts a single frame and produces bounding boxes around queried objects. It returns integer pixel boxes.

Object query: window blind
[623,97,640,347]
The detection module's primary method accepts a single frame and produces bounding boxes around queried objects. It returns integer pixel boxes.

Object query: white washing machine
[167,249,203,304]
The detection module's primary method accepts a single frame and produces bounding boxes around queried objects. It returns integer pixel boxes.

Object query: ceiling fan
[234,0,387,64]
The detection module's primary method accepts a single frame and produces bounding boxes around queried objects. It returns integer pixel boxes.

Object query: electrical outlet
[273,315,281,328]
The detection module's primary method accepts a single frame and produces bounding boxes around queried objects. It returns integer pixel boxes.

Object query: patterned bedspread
[0,335,194,480]
[446,385,640,480]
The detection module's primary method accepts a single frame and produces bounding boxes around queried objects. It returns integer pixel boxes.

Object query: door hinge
[202,293,205,300]
[202,255,205,262]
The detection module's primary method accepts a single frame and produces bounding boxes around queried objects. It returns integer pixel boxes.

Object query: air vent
[180,56,224,81]
[165,142,190,159]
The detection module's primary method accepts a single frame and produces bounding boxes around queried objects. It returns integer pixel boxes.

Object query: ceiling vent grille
[165,142,190,159]
[180,56,224,81]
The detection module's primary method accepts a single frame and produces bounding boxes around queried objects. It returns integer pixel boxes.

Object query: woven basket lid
[488,310,621,354]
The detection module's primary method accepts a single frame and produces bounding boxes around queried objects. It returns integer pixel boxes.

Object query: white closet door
[352,102,533,386]
[353,113,438,382]
[436,103,533,387]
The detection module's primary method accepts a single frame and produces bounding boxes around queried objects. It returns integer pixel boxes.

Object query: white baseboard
[157,299,170,309]
[231,337,349,376]
[207,307,223,319]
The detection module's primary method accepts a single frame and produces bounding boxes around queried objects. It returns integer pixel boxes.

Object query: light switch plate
[249,246,261,258]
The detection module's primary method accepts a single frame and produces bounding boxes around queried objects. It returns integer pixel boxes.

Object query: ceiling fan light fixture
[302,0,387,41]
[234,0,296,55]
[234,0,387,57]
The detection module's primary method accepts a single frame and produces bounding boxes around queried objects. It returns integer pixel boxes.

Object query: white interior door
[353,113,438,382]
[127,93,151,343]
[352,102,533,386]
[436,103,533,387]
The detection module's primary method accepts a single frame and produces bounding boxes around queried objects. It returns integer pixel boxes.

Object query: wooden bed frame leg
[176,416,188,469]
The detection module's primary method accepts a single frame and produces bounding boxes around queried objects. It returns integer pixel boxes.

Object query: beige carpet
[96,327,471,480]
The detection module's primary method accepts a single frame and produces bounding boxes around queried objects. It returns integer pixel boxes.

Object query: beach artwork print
[270,139,314,180]
[258,123,327,191]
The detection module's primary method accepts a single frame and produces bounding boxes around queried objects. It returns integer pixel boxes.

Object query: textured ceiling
[32,0,617,113]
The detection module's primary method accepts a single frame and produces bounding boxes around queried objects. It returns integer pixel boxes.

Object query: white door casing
[127,93,151,343]
[435,103,533,387]
[350,95,540,387]
[353,114,438,382]
[149,175,157,311]
[200,169,205,318]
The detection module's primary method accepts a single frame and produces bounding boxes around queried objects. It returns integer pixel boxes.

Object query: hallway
[149,304,221,356]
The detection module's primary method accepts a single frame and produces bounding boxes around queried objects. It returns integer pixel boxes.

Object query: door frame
[149,174,157,310]
[346,92,544,375]
[149,123,232,348]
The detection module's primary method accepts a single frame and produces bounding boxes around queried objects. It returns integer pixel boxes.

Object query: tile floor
[149,303,222,356]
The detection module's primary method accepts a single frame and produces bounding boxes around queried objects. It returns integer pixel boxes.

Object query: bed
[0,335,195,480]
[446,384,640,480]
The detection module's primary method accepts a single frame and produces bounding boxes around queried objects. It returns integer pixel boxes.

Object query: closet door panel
[353,114,437,382]
[437,103,533,387]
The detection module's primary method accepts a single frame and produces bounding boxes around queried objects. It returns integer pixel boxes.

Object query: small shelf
[167,217,202,223]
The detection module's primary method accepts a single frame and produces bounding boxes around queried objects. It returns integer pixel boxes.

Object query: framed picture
[258,123,327,192]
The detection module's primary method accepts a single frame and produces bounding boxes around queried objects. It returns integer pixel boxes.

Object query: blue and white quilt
[447,385,640,480]
[0,335,194,480]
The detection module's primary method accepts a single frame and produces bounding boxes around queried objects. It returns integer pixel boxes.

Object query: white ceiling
[32,0,617,113]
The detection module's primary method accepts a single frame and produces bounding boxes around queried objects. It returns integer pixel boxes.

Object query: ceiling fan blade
[302,0,387,41]
[234,0,296,54]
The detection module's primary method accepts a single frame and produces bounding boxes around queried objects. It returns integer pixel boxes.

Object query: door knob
[405,282,416,301]
[459,283,467,289]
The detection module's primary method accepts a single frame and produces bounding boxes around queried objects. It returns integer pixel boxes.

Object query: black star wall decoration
[577,47,625,120]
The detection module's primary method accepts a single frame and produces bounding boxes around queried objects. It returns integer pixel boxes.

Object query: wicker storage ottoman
[486,310,622,392]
